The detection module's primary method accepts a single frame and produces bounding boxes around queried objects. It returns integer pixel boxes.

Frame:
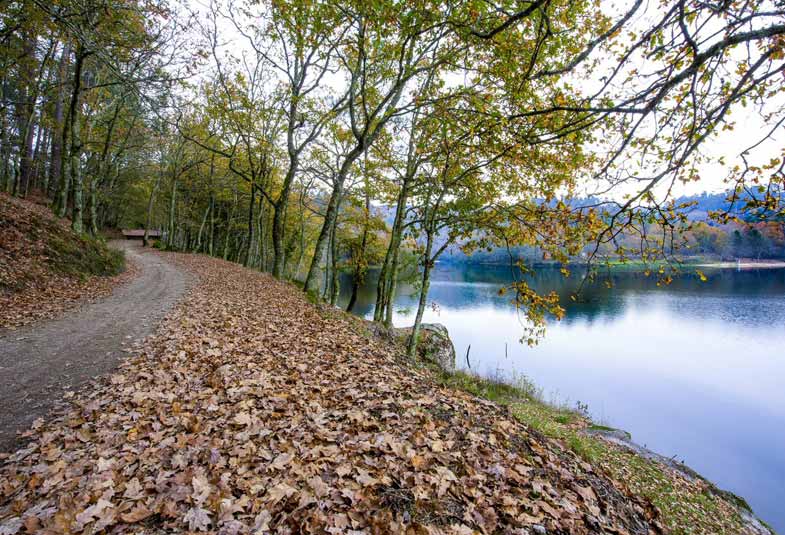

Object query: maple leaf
[183,506,212,531]
[123,478,145,500]
[264,482,297,504]
[191,474,212,505]
[74,499,114,530]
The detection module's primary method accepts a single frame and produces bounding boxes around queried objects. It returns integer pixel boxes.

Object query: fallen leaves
[0,252,661,534]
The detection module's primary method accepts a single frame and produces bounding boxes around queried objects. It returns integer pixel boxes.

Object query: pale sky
[183,0,785,202]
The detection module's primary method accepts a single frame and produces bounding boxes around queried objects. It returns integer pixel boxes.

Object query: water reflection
[338,264,785,532]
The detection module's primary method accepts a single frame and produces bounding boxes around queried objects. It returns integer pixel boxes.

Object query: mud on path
[0,241,188,452]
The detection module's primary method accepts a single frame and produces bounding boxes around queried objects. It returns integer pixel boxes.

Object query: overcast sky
[186,0,784,201]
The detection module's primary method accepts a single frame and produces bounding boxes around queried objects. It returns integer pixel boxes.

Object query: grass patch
[47,227,125,280]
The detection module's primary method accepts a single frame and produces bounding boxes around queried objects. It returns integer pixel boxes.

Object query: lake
[337,263,785,532]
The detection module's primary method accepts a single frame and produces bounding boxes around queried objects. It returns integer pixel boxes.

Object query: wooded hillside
[0,193,125,328]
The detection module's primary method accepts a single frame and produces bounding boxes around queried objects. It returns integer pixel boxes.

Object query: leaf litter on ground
[0,252,664,534]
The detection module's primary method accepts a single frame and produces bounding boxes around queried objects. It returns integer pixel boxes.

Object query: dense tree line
[2,0,784,352]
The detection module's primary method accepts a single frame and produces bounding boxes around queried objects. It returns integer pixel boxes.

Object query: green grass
[43,218,125,280]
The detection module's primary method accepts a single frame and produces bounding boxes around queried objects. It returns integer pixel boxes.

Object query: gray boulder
[407,323,456,373]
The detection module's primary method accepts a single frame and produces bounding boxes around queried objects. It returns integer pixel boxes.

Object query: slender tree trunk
[258,197,267,269]
[35,126,50,193]
[25,120,43,197]
[224,191,238,260]
[17,111,37,197]
[167,176,177,248]
[329,217,340,306]
[375,179,410,323]
[66,48,86,231]
[208,194,215,256]
[272,163,296,278]
[144,166,163,247]
[196,201,210,253]
[384,245,403,326]
[304,146,364,294]
[15,30,38,197]
[244,185,255,267]
[69,117,84,231]
[0,81,10,190]
[292,193,306,280]
[88,178,100,235]
[50,44,71,201]
[407,233,434,359]
[347,184,371,313]
[254,193,264,268]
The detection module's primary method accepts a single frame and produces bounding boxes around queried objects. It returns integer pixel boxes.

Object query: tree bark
[329,215,340,306]
[166,175,177,248]
[15,29,38,197]
[49,44,71,199]
[407,232,434,359]
[304,146,364,294]
[66,47,86,231]
[144,164,163,247]
[347,183,371,312]
[244,185,255,267]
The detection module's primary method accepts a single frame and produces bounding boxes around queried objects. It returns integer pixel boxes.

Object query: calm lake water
[337,263,785,532]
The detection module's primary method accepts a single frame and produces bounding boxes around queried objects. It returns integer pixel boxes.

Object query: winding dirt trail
[0,241,187,452]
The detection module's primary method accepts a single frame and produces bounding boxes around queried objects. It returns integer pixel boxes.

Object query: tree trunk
[34,125,50,193]
[347,183,370,313]
[15,30,38,197]
[144,165,163,247]
[67,48,86,231]
[304,146,364,294]
[224,191,238,260]
[375,178,410,323]
[209,194,215,256]
[196,201,210,253]
[407,233,434,359]
[329,217,340,306]
[272,163,297,278]
[88,178,100,235]
[0,80,10,191]
[50,44,71,201]
[244,185,255,267]
[167,175,177,249]
[384,245,403,327]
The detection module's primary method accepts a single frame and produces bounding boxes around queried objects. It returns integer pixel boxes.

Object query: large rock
[364,319,457,373]
[407,323,456,373]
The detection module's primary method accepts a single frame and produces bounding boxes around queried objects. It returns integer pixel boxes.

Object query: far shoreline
[694,260,785,269]
[433,258,785,270]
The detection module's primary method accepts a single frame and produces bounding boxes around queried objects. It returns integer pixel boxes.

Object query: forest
[2,0,785,354]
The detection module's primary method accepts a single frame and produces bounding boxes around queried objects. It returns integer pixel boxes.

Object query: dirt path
[0,241,187,452]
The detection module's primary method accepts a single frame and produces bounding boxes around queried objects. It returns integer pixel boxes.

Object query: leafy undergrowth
[439,372,764,535]
[0,193,129,330]
[0,252,662,534]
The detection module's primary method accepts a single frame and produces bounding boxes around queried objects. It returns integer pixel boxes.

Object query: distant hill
[379,189,784,265]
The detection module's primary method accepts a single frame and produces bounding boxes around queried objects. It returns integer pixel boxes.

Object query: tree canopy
[2,0,783,350]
